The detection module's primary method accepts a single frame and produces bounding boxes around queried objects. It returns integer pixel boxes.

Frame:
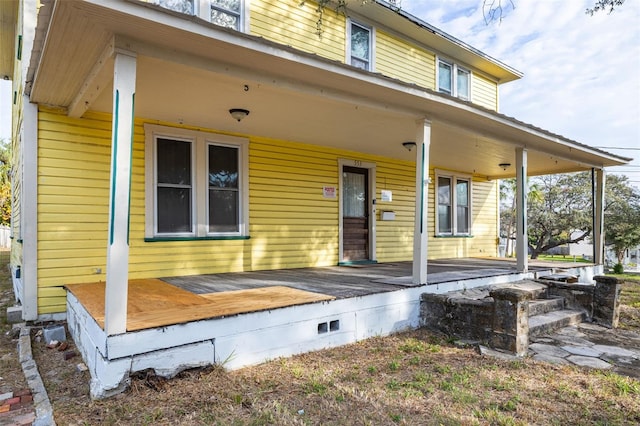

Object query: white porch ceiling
[27,0,630,179]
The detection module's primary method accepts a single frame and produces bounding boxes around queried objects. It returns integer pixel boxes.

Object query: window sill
[435,234,474,238]
[145,236,250,242]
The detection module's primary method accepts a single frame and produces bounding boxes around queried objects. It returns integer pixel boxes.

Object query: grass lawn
[535,254,592,263]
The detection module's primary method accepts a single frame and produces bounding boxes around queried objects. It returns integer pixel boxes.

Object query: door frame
[338,158,376,264]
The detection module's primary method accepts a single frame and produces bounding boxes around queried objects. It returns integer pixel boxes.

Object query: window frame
[434,169,473,237]
[153,1,247,32]
[347,19,375,71]
[436,57,471,100]
[144,124,249,240]
[206,0,245,31]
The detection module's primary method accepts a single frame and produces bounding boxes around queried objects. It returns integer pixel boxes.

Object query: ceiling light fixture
[499,162,511,171]
[402,141,417,151]
[229,108,250,122]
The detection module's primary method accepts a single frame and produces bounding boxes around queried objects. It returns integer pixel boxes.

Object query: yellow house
[1,0,628,398]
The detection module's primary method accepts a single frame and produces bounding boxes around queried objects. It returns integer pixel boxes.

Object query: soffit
[28,0,629,179]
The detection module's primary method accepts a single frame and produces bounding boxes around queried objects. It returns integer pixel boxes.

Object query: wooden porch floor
[65,257,587,332]
[65,279,334,332]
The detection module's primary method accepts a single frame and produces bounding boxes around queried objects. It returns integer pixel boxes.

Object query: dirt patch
[33,329,639,425]
[0,250,30,398]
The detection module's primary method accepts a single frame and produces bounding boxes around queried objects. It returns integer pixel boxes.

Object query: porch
[66,257,595,333]
[64,257,601,398]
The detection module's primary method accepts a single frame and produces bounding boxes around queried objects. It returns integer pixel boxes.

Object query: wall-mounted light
[402,141,417,151]
[229,108,250,122]
[499,162,511,171]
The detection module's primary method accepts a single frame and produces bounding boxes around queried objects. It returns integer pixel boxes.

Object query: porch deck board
[162,263,415,298]
[66,280,334,332]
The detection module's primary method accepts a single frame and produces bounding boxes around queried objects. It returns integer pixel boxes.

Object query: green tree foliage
[603,174,640,266]
[0,138,10,226]
[526,172,593,259]
[501,171,639,261]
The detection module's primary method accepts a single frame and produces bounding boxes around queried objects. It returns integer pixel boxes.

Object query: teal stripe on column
[127,94,135,244]
[109,90,120,246]
[419,143,425,234]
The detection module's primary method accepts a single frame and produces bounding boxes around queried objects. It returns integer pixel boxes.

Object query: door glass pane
[209,145,239,232]
[438,62,452,94]
[157,187,192,233]
[343,171,366,217]
[438,176,452,233]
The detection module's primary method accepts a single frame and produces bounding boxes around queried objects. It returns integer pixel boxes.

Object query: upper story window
[349,21,373,71]
[437,59,471,100]
[152,0,244,31]
[210,0,242,30]
[145,125,249,239]
[436,171,472,236]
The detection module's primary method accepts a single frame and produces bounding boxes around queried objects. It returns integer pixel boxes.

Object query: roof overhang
[0,0,18,80]
[26,0,629,179]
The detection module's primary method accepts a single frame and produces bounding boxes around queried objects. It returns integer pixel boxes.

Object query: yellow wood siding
[376,30,435,90]
[472,73,498,111]
[250,0,345,63]
[36,109,113,313]
[36,109,499,314]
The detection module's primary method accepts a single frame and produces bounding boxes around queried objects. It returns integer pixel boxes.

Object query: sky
[1,0,639,186]
[403,0,640,187]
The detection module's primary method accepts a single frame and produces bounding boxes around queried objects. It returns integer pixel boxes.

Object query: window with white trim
[437,59,471,100]
[152,0,244,31]
[210,0,242,30]
[436,171,472,236]
[349,20,373,71]
[145,125,249,239]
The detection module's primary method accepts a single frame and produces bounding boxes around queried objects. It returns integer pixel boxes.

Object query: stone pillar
[489,288,533,356]
[593,275,621,328]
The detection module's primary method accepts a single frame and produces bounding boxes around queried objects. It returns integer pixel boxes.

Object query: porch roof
[26,0,630,178]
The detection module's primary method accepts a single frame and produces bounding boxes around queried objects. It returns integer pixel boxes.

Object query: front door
[342,166,369,262]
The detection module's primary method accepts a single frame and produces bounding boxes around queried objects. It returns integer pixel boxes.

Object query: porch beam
[593,168,606,265]
[515,148,528,272]
[412,119,431,284]
[68,37,115,118]
[112,36,423,118]
[104,51,137,336]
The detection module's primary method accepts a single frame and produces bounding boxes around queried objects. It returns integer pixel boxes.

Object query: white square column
[412,119,431,284]
[593,168,606,265]
[105,52,137,336]
[515,148,528,273]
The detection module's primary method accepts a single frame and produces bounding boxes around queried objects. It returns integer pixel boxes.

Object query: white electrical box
[381,211,396,221]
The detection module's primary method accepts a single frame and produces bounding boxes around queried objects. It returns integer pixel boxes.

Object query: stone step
[529,309,587,337]
[529,297,564,317]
